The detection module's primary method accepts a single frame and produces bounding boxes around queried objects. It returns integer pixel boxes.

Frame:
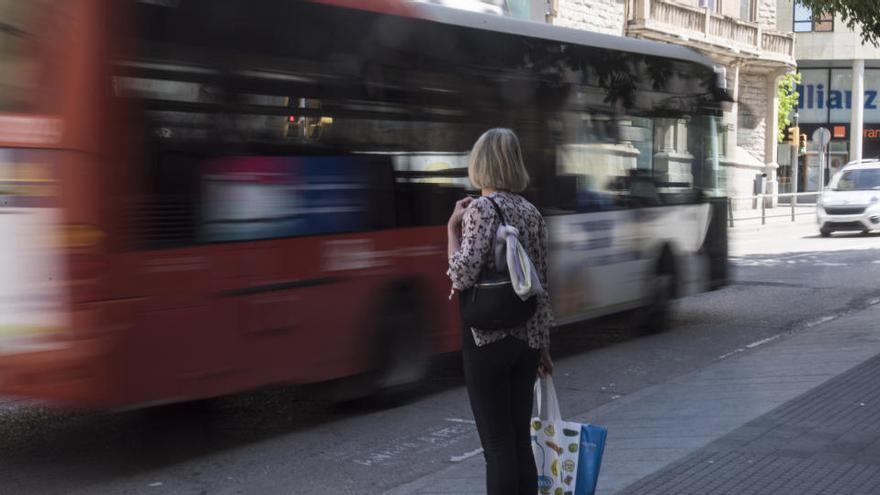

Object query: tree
[777,72,801,143]
[796,0,880,46]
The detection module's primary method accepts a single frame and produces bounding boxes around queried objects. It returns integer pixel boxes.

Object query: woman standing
[447,128,555,495]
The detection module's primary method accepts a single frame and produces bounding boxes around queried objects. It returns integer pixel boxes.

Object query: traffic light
[800,134,807,154]
[787,126,800,145]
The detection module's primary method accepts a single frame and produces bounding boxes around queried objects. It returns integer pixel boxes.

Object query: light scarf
[494,224,544,300]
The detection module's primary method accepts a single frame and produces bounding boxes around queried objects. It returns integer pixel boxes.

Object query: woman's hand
[537,349,553,378]
[447,196,474,231]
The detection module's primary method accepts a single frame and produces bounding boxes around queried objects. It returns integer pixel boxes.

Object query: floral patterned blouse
[447,191,555,350]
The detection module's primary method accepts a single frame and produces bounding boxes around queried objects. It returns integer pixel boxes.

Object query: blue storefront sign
[796,68,880,124]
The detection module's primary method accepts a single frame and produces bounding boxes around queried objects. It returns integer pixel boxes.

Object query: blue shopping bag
[574,423,607,495]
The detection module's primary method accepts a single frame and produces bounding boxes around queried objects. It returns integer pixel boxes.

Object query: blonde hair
[468,128,529,192]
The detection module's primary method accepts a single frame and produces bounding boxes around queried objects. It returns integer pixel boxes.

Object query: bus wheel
[636,255,677,334]
[372,289,429,397]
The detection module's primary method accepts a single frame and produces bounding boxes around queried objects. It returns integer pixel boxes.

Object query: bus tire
[371,285,429,397]
[636,250,677,334]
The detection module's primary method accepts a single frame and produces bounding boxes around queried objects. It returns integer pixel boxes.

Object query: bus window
[552,111,718,211]
[538,51,717,213]
[0,0,52,112]
[388,151,471,227]
[114,71,477,238]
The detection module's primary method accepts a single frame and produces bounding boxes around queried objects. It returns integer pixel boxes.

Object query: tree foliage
[797,0,880,46]
[777,72,801,143]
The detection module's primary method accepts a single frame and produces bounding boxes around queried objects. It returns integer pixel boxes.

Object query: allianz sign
[796,84,880,111]
[796,69,880,124]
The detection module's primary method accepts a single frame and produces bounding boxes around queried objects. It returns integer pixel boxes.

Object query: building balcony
[627,0,796,69]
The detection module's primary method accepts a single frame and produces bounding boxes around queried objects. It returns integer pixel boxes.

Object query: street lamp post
[791,112,799,201]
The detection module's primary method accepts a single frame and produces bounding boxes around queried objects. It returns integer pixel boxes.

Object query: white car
[817,160,880,237]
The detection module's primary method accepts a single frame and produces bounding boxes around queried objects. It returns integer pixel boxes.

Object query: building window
[740,0,755,21]
[794,2,833,32]
[699,0,720,14]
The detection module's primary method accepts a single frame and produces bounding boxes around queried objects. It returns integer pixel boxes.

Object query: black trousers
[462,328,540,495]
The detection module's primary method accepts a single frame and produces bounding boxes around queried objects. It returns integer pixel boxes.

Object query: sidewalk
[729,218,880,258]
[384,303,880,495]
[730,205,816,226]
[621,352,880,494]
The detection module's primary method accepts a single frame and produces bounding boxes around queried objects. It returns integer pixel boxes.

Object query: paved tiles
[621,354,880,494]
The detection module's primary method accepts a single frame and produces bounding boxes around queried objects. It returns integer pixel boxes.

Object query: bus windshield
[0,0,50,112]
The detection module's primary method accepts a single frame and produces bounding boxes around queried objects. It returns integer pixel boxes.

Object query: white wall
[553,0,625,36]
[757,0,778,29]
[777,0,880,61]
[738,73,771,163]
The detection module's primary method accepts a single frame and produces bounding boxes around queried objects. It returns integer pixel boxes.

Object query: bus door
[0,146,66,354]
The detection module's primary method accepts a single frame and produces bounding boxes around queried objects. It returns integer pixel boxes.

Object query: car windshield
[832,168,880,191]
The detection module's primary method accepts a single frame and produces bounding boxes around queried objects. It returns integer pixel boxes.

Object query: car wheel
[820,227,832,237]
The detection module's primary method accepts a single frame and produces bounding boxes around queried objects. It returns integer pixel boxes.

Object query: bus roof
[311,0,719,71]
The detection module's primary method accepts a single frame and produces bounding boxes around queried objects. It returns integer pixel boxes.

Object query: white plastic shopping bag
[532,376,607,495]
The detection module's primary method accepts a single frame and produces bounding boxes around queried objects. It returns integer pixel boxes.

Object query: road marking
[745,335,780,349]
[445,418,476,424]
[720,310,859,360]
[450,447,484,463]
[719,334,783,360]
[718,348,745,360]
[805,315,838,328]
[349,422,477,466]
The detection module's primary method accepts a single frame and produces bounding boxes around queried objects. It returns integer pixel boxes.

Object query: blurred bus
[0,0,728,407]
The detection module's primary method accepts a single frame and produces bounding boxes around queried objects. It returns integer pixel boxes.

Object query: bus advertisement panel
[201,156,370,242]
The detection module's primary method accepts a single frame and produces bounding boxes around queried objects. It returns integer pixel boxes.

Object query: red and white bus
[0,0,728,408]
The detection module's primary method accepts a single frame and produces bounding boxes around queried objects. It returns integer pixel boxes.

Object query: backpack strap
[481,196,508,275]
[485,196,508,226]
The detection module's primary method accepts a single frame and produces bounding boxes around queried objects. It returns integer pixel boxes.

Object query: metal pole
[827,144,832,187]
[852,59,865,162]
[791,113,799,201]
[761,194,766,225]
[791,193,795,222]
[728,197,734,228]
